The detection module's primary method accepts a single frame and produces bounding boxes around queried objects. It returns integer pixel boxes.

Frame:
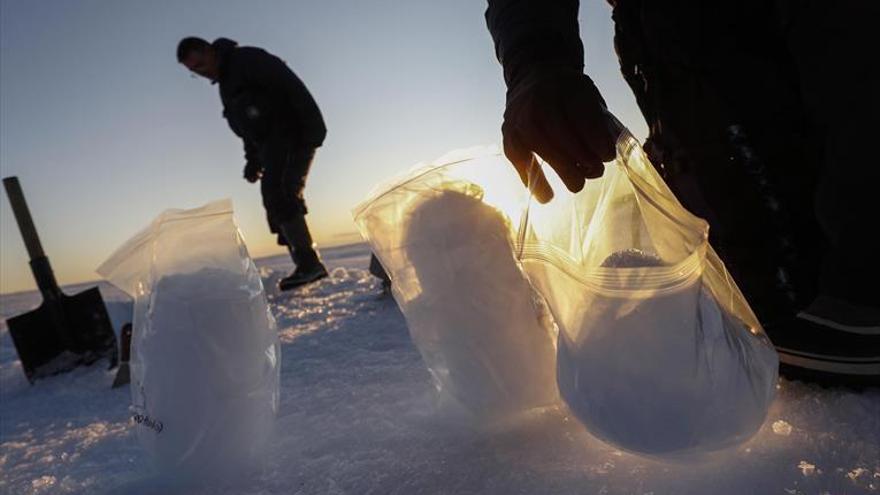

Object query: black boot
[768,296,880,387]
[369,253,392,293]
[278,214,328,291]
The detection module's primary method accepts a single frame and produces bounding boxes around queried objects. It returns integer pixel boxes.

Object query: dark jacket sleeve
[242,48,328,147]
[221,105,260,162]
[485,0,585,89]
[243,139,259,164]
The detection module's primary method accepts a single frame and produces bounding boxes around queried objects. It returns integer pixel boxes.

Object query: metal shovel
[111,323,132,388]
[2,176,118,383]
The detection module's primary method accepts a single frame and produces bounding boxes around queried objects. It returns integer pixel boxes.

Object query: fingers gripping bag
[97,199,280,477]
[353,147,558,420]
[518,128,778,457]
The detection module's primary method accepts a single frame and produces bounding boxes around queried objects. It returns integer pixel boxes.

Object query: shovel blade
[7,287,118,383]
[111,363,131,388]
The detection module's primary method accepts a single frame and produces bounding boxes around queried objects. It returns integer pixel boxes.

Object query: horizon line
[0,238,367,298]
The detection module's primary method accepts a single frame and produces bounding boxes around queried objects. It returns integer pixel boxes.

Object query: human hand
[243,161,262,183]
[503,68,618,203]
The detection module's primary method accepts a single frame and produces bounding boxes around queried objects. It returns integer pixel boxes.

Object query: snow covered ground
[1,242,878,495]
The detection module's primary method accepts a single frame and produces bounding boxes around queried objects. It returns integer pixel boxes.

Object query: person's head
[177,37,219,80]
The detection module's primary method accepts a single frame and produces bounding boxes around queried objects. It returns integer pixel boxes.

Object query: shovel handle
[119,323,132,362]
[3,177,46,260]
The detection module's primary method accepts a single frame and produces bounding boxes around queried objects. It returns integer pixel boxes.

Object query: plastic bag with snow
[518,128,778,456]
[96,199,280,477]
[353,148,558,420]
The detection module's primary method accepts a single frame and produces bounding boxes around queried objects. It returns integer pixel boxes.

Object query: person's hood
[211,37,238,83]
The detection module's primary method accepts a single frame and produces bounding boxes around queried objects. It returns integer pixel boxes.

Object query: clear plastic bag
[518,131,778,456]
[355,130,777,454]
[353,147,558,420]
[97,199,280,476]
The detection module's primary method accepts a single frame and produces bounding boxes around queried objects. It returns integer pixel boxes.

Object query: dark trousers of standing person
[782,0,880,321]
[259,136,322,269]
[611,0,878,384]
[615,0,879,321]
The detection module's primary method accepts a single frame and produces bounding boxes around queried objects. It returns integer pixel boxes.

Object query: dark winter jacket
[485,0,584,92]
[485,0,811,320]
[212,38,327,161]
[485,0,806,159]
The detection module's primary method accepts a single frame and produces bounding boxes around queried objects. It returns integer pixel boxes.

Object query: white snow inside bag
[353,148,558,420]
[97,199,280,476]
[518,131,779,456]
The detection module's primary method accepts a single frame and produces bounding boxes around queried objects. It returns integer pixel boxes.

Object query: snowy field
[1,242,878,495]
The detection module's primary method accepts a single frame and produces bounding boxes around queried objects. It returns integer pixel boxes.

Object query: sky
[0,0,647,294]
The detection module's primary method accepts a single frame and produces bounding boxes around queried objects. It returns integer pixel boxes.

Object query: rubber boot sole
[279,268,329,291]
[777,347,880,388]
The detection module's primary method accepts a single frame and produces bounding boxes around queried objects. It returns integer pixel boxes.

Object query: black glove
[503,67,618,203]
[243,161,263,183]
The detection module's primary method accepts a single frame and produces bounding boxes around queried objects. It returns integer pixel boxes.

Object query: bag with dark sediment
[518,129,778,456]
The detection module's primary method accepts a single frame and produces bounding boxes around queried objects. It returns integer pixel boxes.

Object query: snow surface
[1,243,878,495]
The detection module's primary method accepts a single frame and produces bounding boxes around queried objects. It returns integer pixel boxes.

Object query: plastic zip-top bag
[353,148,559,420]
[355,126,777,455]
[518,128,778,456]
[97,199,280,477]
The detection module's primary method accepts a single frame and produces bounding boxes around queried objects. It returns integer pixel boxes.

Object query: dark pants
[258,137,316,249]
[782,0,880,309]
[613,0,879,325]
